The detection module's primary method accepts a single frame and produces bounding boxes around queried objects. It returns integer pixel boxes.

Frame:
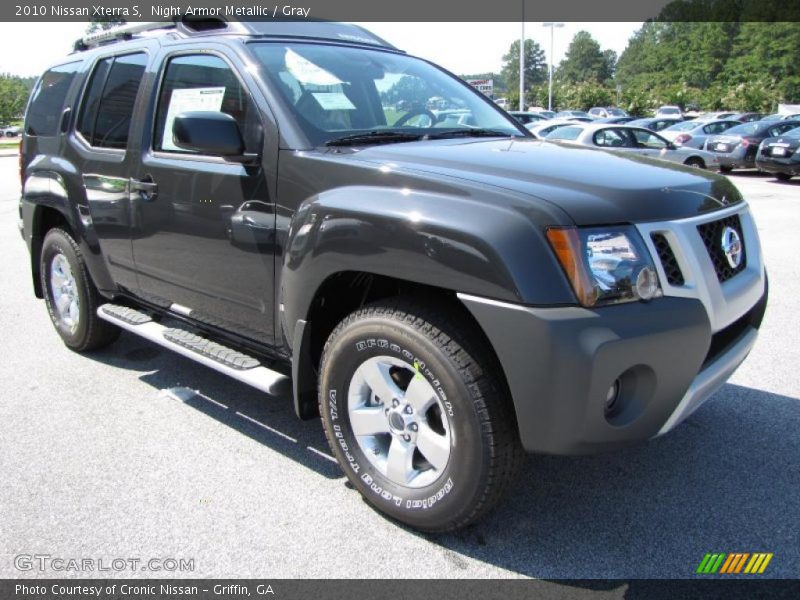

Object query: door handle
[130,176,158,202]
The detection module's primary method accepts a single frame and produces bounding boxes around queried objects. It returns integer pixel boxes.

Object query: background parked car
[655,105,683,118]
[588,107,629,119]
[660,119,741,149]
[705,119,800,172]
[545,123,719,169]
[507,111,546,126]
[527,107,556,119]
[554,110,593,122]
[0,125,20,137]
[760,113,800,122]
[525,119,576,139]
[627,117,683,132]
[593,116,635,124]
[728,112,764,123]
[755,125,800,181]
[696,111,737,121]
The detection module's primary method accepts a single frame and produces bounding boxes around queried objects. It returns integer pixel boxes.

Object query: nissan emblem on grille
[721,226,743,269]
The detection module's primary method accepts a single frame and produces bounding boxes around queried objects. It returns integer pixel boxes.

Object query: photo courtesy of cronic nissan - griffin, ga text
[18,19,767,532]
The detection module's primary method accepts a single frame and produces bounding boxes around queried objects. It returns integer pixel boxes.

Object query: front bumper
[459,204,767,455]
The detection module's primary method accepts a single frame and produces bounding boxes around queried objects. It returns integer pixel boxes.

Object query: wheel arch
[290,270,512,426]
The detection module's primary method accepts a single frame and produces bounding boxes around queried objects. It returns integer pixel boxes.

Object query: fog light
[605,380,620,414]
[634,265,659,300]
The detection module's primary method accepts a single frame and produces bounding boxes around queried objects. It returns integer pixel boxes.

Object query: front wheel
[318,300,522,532]
[40,228,120,351]
[684,157,705,169]
[775,172,792,181]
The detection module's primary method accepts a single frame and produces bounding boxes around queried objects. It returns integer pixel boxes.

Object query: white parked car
[525,119,577,139]
[655,105,683,118]
[543,122,720,169]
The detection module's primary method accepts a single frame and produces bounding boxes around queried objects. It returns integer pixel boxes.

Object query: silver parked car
[660,119,741,149]
[525,119,577,139]
[544,123,720,169]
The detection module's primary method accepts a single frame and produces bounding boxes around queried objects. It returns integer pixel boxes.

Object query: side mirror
[173,111,256,162]
[667,142,677,150]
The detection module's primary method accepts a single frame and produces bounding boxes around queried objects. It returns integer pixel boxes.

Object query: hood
[340,138,742,225]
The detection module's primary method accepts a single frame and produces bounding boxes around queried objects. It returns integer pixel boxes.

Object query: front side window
[26,62,80,137]
[154,54,259,154]
[249,43,521,146]
[77,53,147,149]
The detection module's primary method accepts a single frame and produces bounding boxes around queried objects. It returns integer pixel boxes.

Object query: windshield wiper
[424,128,514,140]
[325,130,425,147]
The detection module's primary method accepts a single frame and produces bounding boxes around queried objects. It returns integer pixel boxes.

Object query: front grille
[651,233,684,285]
[697,215,746,282]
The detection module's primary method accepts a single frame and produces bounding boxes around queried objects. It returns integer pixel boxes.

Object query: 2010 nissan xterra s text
[19,20,767,532]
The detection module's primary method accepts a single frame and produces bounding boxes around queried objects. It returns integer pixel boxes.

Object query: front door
[131,52,277,345]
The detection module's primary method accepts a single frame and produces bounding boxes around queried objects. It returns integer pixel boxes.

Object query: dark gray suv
[19,19,767,532]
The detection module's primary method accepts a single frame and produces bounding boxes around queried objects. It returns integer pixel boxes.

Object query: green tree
[557,31,613,84]
[500,39,547,104]
[0,76,29,124]
[86,19,126,34]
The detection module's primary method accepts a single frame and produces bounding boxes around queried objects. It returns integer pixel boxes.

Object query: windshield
[725,123,761,135]
[607,108,626,116]
[659,107,680,115]
[249,43,522,145]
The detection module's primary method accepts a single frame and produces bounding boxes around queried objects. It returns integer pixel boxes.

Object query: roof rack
[74,21,178,51]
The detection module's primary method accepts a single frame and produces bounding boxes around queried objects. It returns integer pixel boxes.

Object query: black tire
[318,298,523,532]
[40,228,120,352]
[775,172,792,181]
[719,165,733,173]
[684,157,705,169]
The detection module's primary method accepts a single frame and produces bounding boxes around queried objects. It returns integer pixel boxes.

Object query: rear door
[130,49,278,345]
[64,50,150,291]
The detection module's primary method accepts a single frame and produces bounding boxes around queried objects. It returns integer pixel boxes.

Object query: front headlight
[546,226,661,307]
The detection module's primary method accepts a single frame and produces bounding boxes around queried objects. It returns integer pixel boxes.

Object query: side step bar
[97,304,289,395]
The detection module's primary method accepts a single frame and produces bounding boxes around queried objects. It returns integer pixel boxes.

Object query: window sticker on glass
[162,87,225,151]
[312,92,356,111]
[285,48,342,86]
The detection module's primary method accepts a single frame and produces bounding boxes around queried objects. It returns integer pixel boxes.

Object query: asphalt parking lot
[1,156,798,580]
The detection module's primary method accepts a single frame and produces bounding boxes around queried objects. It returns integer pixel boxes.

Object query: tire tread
[319,297,523,532]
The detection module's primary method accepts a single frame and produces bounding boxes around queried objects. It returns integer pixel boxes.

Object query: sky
[0,21,643,78]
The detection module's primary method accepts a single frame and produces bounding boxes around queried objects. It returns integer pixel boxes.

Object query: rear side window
[770,123,800,137]
[593,128,629,147]
[77,53,147,149]
[153,54,259,154]
[25,62,80,137]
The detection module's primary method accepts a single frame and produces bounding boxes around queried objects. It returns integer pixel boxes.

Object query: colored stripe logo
[696,552,773,574]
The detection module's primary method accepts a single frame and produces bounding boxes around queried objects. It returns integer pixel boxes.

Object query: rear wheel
[318,299,522,532]
[40,228,120,351]
[776,172,792,181]
[684,157,705,169]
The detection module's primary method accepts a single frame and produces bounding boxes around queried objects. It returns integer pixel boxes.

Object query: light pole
[519,20,525,111]
[542,22,564,111]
